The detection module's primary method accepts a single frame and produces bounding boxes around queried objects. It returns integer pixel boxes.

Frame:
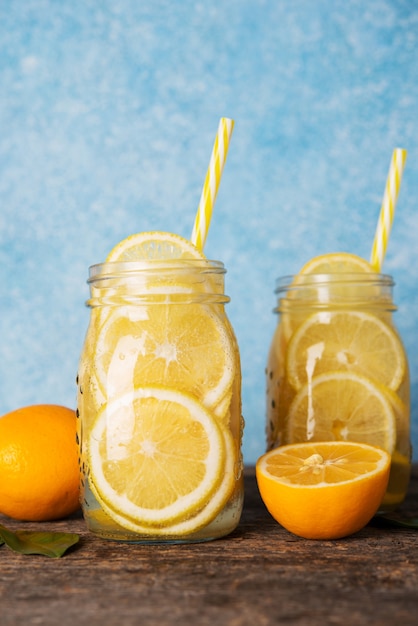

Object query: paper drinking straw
[191,117,235,251]
[370,148,407,271]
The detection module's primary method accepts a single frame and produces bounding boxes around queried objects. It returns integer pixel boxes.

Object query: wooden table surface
[1,465,418,626]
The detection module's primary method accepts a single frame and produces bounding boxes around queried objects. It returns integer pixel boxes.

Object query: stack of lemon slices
[266,253,410,508]
[79,232,239,537]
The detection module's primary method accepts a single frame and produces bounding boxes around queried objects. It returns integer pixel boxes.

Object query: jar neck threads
[86,259,230,307]
[274,273,397,314]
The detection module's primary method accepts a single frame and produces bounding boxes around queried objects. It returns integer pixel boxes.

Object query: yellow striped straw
[191,117,235,251]
[370,148,407,271]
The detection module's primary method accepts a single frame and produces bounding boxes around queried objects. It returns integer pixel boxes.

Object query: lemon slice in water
[96,426,238,536]
[88,387,226,527]
[287,371,396,454]
[286,310,406,391]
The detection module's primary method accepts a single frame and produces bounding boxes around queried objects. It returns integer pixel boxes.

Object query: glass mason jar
[77,258,244,542]
[266,272,411,511]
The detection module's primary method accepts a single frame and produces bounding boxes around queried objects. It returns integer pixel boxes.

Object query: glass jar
[266,272,411,511]
[77,258,244,542]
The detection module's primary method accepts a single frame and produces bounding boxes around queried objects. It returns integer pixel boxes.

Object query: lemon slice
[212,390,233,423]
[92,229,226,333]
[106,231,206,263]
[88,387,225,526]
[93,302,235,409]
[279,253,378,342]
[297,252,375,275]
[380,385,409,438]
[91,232,212,308]
[286,310,406,391]
[256,441,391,539]
[96,427,237,536]
[292,252,377,302]
[287,371,396,454]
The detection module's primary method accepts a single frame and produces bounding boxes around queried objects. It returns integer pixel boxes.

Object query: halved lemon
[256,441,391,539]
[287,371,396,454]
[286,310,406,391]
[93,302,235,410]
[88,387,226,527]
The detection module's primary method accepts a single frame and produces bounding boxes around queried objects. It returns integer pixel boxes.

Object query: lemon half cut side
[256,441,391,539]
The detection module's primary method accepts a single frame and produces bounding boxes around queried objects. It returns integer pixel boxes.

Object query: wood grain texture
[1,466,418,626]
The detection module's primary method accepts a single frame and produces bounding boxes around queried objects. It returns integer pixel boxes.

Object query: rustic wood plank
[1,466,418,626]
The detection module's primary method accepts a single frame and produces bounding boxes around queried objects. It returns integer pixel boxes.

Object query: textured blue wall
[1,0,417,464]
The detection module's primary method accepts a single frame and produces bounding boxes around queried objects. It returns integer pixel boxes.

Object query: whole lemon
[0,404,80,521]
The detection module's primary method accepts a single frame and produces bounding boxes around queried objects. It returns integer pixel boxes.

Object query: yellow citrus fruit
[286,310,406,391]
[91,232,233,410]
[380,384,410,447]
[95,426,237,536]
[291,252,377,303]
[280,252,378,342]
[105,231,206,262]
[297,252,375,275]
[91,232,214,319]
[88,387,226,527]
[287,371,396,454]
[93,302,235,410]
[0,405,80,521]
[256,441,391,539]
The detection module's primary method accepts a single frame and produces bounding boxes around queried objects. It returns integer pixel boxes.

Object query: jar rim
[274,272,395,294]
[88,258,226,283]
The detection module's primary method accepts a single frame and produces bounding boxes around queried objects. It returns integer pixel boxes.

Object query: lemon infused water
[266,263,411,511]
[77,249,244,542]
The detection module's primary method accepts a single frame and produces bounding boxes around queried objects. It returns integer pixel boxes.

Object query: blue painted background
[1,0,417,464]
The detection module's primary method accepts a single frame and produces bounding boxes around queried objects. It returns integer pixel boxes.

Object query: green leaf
[0,523,79,557]
[374,515,418,530]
